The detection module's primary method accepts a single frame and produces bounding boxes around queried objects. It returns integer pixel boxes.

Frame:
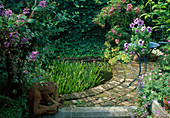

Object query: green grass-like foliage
[42,61,111,94]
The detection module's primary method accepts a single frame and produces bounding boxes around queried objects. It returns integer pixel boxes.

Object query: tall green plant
[141,0,170,41]
[37,61,105,94]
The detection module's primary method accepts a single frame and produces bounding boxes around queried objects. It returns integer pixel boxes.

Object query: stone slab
[32,106,137,118]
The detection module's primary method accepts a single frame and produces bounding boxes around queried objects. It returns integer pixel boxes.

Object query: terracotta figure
[27,81,63,115]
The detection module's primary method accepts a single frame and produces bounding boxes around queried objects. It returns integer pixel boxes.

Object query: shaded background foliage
[3,0,109,59]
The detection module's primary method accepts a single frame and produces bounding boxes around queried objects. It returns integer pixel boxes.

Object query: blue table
[127,42,160,87]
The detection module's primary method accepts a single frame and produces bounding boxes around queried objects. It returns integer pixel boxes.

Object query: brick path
[61,61,158,107]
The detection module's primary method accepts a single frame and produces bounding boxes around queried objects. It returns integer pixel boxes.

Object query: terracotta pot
[163,97,170,110]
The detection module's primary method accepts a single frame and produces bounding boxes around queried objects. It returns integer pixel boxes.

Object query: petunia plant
[124,18,153,56]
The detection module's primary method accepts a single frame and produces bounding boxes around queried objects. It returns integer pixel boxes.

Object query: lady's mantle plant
[124,18,153,56]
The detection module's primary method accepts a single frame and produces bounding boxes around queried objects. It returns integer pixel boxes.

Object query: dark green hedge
[52,0,109,58]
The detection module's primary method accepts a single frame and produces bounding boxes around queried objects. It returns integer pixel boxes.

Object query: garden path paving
[61,61,158,107]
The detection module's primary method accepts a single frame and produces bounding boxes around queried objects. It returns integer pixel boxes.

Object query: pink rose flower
[126,4,133,11]
[115,39,119,44]
[109,7,114,14]
[111,29,116,34]
[134,7,140,12]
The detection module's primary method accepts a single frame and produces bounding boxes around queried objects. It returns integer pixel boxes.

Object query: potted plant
[163,96,170,110]
[123,18,153,59]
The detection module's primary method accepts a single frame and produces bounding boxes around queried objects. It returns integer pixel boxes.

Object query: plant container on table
[163,96,170,110]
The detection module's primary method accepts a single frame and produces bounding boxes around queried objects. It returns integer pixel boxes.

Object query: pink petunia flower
[138,39,144,46]
[134,18,138,24]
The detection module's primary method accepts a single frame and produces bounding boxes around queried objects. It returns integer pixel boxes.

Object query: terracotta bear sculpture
[27,81,64,116]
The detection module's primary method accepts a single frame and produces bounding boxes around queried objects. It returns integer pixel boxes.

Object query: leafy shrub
[94,0,143,65]
[51,0,108,58]
[0,1,34,96]
[0,0,55,97]
[4,0,109,58]
[141,0,170,41]
[93,0,143,47]
[157,43,170,71]
[0,94,29,118]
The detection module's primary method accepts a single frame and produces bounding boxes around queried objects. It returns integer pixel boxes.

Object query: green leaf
[20,15,27,20]
[152,19,159,23]
[165,19,170,24]
[167,28,170,32]
[161,6,167,9]
[33,6,41,11]
[152,26,160,29]
[28,19,35,23]
[152,5,158,10]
